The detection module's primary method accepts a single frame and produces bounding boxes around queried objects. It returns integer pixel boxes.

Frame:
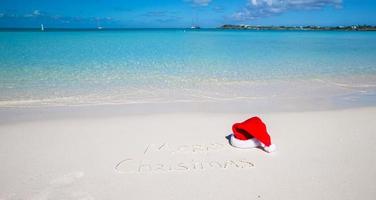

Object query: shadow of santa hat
[230,116,276,153]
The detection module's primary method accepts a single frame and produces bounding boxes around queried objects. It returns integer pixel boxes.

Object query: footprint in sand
[49,171,85,186]
[31,171,94,200]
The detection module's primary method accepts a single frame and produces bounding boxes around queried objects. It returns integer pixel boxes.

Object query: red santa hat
[230,116,276,153]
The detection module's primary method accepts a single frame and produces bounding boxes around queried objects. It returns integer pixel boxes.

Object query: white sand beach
[0,105,375,200]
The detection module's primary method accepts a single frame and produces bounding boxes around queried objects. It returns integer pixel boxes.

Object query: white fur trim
[230,134,261,149]
[230,134,276,153]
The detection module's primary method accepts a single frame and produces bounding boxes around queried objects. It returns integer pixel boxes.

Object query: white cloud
[233,0,342,21]
[33,10,41,16]
[186,0,212,6]
[23,10,43,18]
[0,10,115,26]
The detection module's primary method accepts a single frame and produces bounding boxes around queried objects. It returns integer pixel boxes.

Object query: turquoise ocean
[1,29,376,107]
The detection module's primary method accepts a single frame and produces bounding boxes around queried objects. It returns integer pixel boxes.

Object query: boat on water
[190,26,201,29]
[40,24,44,31]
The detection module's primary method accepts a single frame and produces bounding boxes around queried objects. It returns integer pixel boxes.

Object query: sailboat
[96,19,103,30]
[40,24,44,31]
[190,9,201,29]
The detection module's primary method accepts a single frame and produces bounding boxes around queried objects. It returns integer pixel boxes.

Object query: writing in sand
[115,158,255,174]
[114,142,256,174]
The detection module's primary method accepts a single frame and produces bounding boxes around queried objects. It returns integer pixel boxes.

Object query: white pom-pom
[263,144,276,153]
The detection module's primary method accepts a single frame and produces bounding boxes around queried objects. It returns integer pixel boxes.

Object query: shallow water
[0,29,376,107]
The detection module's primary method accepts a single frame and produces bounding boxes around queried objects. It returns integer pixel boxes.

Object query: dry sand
[0,106,375,200]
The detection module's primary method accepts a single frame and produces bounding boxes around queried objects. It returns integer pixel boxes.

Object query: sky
[0,0,375,28]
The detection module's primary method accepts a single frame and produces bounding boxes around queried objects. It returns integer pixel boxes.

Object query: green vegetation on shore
[220,24,376,31]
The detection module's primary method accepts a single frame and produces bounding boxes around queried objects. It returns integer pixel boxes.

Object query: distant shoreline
[1,25,376,32]
[220,24,376,31]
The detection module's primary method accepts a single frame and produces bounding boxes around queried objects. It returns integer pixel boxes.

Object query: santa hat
[230,116,276,153]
